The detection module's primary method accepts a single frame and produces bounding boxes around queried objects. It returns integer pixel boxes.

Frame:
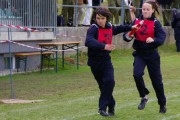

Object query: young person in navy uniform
[171,8,180,52]
[124,1,167,113]
[85,7,136,116]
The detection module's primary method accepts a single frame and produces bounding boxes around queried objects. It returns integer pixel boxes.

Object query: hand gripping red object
[128,20,144,37]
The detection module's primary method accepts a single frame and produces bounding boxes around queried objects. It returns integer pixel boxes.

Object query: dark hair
[92,7,112,22]
[144,0,160,16]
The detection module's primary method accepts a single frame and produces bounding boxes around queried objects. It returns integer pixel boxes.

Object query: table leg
[24,57,27,72]
[62,44,64,68]
[40,47,43,73]
[55,46,58,72]
[77,44,79,69]
[48,54,50,69]
[16,57,20,72]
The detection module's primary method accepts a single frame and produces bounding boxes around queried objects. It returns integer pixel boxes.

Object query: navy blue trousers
[133,51,166,107]
[175,40,180,52]
[90,60,115,111]
[174,28,180,52]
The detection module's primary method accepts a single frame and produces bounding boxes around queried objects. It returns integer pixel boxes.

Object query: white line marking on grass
[162,114,180,120]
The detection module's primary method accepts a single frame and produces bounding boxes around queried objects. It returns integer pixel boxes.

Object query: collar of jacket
[92,22,112,29]
[139,15,155,21]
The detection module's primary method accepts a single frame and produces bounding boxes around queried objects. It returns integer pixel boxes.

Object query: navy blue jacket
[85,23,132,64]
[171,8,180,40]
[124,15,166,52]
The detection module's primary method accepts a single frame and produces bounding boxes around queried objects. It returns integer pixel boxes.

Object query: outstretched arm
[129,5,136,22]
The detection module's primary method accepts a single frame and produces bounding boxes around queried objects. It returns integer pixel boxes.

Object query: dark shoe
[138,98,148,110]
[159,106,167,114]
[108,110,115,116]
[98,110,109,116]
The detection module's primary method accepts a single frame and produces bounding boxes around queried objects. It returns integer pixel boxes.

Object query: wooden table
[38,41,82,72]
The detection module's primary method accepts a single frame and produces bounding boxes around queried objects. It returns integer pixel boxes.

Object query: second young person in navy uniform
[124,1,167,114]
[171,8,180,52]
[85,7,136,116]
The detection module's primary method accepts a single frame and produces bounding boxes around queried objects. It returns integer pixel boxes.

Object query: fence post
[8,27,15,99]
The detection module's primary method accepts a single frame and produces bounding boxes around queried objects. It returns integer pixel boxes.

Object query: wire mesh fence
[0,0,57,31]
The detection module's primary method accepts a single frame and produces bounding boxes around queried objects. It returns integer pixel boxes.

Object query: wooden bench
[15,51,55,72]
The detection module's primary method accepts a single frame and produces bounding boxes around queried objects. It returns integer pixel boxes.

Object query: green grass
[0,44,180,120]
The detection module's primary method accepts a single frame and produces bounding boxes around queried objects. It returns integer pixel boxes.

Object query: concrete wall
[0,31,56,41]
[0,40,52,54]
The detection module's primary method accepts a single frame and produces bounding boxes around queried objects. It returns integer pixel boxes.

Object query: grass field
[0,44,180,120]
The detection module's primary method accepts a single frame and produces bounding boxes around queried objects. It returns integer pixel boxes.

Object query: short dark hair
[92,7,112,22]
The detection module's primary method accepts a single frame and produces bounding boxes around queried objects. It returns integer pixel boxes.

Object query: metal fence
[1,0,179,31]
[58,0,180,27]
[57,0,144,27]
[0,0,57,31]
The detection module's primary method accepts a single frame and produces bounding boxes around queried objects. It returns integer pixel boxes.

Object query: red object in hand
[129,20,144,37]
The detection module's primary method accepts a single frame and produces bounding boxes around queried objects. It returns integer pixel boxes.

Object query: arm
[112,24,132,35]
[129,5,136,22]
[85,26,105,50]
[153,20,166,46]
[171,9,177,28]
[123,20,136,42]
[123,32,134,42]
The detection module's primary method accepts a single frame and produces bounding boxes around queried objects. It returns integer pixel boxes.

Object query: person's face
[142,3,154,19]
[96,14,107,28]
